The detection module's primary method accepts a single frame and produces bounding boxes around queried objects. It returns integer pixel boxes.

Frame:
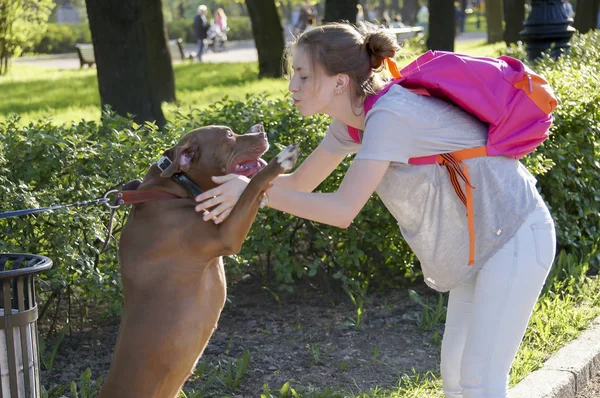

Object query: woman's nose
[288,78,298,93]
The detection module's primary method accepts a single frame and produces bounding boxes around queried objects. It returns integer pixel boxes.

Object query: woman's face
[288,46,338,117]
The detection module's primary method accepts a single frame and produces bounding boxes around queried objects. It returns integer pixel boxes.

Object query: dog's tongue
[234,158,267,178]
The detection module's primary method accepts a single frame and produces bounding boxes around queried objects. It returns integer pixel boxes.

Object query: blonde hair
[287,22,400,101]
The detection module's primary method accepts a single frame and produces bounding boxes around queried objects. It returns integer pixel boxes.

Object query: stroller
[206,24,228,52]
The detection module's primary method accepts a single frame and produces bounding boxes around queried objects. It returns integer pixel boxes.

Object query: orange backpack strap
[432,146,487,266]
[385,57,402,79]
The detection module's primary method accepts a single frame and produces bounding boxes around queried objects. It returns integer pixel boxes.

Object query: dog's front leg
[216,144,298,255]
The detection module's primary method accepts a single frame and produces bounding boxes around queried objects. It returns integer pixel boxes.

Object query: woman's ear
[335,74,350,94]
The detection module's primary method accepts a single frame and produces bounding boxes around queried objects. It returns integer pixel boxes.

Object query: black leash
[1,155,204,221]
[0,197,110,220]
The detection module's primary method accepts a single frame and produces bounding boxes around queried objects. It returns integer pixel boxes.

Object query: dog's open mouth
[231,158,267,178]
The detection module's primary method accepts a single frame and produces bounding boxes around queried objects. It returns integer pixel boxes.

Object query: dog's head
[158,124,269,189]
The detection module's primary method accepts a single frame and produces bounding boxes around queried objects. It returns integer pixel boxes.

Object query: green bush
[26,23,92,54]
[226,16,253,41]
[1,32,598,326]
[0,111,175,319]
[503,31,600,261]
[166,19,195,43]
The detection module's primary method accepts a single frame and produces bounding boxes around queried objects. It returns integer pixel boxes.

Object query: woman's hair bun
[361,26,400,70]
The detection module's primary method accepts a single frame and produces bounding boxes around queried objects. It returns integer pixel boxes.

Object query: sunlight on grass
[1,62,289,125]
[455,40,507,57]
[334,276,600,397]
[1,38,508,126]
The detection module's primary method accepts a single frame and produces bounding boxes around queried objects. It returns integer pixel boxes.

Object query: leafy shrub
[226,16,253,41]
[0,111,175,321]
[25,23,92,54]
[167,19,195,43]
[503,32,600,261]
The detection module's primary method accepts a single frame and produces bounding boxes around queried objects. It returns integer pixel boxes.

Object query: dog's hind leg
[99,262,226,398]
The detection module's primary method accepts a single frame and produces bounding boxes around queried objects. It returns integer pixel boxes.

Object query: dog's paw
[274,143,299,172]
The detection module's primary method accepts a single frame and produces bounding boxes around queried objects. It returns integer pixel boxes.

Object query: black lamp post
[520,0,576,60]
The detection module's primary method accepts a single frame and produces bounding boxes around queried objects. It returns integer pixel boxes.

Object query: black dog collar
[156,155,204,198]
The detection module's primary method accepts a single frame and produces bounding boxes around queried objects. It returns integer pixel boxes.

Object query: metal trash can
[0,254,53,398]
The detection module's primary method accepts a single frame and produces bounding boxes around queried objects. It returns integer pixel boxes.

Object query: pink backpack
[347,51,558,266]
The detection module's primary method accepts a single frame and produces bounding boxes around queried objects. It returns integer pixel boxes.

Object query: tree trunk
[245,0,285,78]
[85,0,175,128]
[144,1,176,103]
[427,0,454,51]
[486,0,504,43]
[324,0,359,23]
[574,0,600,33]
[504,0,525,44]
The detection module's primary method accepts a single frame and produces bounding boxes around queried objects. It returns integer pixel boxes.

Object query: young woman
[194,23,556,398]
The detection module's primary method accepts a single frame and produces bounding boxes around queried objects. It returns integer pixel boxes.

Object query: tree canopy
[0,0,55,75]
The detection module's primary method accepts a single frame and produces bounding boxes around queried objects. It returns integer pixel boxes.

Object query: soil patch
[40,279,443,397]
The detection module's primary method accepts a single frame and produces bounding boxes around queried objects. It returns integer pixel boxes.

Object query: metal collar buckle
[156,155,172,172]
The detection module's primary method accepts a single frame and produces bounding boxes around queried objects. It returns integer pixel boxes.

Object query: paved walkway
[13,32,488,71]
[12,41,258,70]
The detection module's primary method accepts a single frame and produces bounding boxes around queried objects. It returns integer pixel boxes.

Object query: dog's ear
[159,141,197,178]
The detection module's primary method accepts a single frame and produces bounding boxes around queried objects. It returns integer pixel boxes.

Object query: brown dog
[99,124,298,398]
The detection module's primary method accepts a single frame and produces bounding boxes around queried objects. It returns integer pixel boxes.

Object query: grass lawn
[0,63,289,125]
[1,39,504,126]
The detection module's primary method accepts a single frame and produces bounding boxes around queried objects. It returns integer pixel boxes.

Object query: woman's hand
[195,174,250,223]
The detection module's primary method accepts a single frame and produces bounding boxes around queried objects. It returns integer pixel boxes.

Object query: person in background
[381,10,391,27]
[563,0,575,19]
[295,0,316,34]
[304,15,317,32]
[215,7,228,32]
[455,2,465,35]
[193,5,209,62]
[356,4,364,24]
[416,2,429,34]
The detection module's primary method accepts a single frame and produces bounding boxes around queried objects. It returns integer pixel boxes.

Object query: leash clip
[156,155,172,172]
[103,189,123,209]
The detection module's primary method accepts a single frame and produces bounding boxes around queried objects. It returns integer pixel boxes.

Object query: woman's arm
[266,158,391,228]
[195,142,347,222]
[271,142,348,192]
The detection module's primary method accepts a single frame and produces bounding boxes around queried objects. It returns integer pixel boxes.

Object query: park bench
[386,26,424,43]
[74,43,95,68]
[168,38,196,61]
[74,38,192,68]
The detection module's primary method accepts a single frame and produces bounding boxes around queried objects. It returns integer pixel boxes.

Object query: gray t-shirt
[322,85,544,292]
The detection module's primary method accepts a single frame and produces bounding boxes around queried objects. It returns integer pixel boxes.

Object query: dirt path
[576,370,600,398]
[40,279,443,396]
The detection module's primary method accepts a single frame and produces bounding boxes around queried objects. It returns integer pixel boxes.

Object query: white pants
[441,205,556,398]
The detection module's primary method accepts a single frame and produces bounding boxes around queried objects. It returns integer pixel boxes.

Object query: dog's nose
[251,123,264,134]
